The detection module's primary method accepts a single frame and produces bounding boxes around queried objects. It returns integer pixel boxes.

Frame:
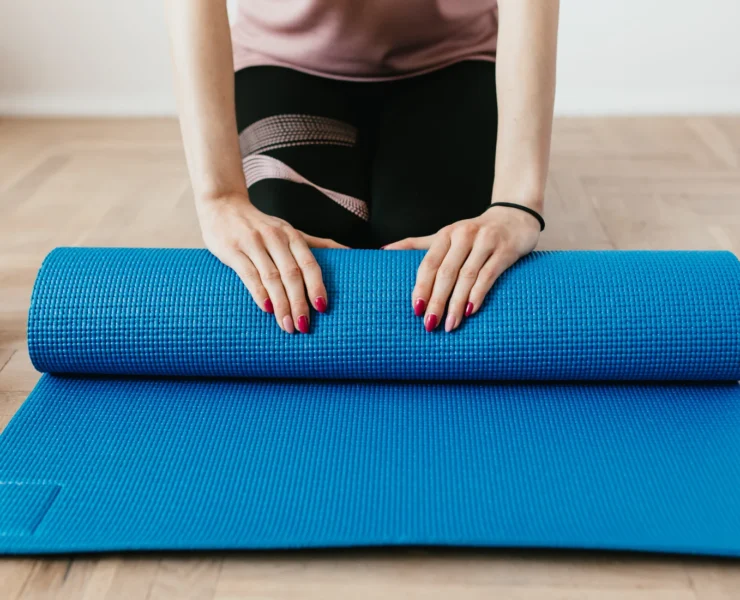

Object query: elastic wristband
[485,202,545,231]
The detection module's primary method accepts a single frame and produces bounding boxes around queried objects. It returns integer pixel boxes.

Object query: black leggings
[234,61,498,249]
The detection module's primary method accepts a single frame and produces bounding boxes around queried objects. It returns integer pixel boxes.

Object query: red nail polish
[297,315,309,334]
[264,299,274,314]
[414,298,426,317]
[315,296,327,313]
[425,313,438,332]
[465,302,474,317]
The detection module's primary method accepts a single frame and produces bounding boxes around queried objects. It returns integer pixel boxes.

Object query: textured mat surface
[28,248,740,381]
[1,248,740,555]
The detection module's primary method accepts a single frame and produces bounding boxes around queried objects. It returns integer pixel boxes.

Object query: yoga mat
[1,248,739,555]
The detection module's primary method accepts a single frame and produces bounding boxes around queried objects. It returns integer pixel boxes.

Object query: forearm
[492,0,559,212]
[165,0,248,204]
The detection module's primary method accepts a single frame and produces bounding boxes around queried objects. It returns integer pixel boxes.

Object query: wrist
[491,178,546,213]
[194,191,255,224]
[483,202,545,232]
[491,191,544,214]
[195,190,251,209]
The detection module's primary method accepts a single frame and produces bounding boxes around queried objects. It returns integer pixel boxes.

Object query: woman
[165,0,558,334]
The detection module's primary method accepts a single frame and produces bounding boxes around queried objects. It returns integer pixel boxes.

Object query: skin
[165,0,559,333]
[165,0,346,335]
[384,0,560,331]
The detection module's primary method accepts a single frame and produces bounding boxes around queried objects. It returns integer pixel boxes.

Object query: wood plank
[101,559,159,600]
[214,588,695,600]
[0,391,26,433]
[0,350,15,373]
[17,560,72,600]
[215,551,692,592]
[687,561,740,600]
[148,559,222,600]
[74,559,119,600]
[51,560,100,600]
[0,349,39,394]
[0,559,37,600]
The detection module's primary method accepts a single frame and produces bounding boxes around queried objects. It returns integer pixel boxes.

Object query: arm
[385,0,559,332]
[164,0,343,334]
[165,0,246,204]
[491,0,558,215]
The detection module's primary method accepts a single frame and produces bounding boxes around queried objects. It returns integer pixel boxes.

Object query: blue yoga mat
[1,248,739,555]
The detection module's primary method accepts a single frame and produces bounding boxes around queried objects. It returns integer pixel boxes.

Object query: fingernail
[315,296,327,313]
[264,299,274,314]
[414,298,426,317]
[297,315,309,334]
[425,313,438,332]
[465,302,474,317]
[445,314,456,332]
[282,315,295,333]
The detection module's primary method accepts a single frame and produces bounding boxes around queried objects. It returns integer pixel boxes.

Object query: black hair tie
[485,202,545,231]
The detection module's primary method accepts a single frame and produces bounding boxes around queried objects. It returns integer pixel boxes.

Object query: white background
[1,0,739,116]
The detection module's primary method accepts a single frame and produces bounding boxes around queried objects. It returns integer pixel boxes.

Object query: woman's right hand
[197,193,347,333]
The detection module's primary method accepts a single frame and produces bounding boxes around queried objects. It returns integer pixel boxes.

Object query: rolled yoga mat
[1,248,739,555]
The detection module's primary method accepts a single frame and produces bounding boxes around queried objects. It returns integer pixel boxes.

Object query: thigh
[235,66,372,248]
[369,61,498,246]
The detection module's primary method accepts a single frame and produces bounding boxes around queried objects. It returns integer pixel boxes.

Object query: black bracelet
[485,202,546,231]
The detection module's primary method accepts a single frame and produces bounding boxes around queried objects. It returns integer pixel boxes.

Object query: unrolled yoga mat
[0,248,739,555]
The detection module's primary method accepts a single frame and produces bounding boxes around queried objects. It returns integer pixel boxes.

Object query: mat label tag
[0,482,61,536]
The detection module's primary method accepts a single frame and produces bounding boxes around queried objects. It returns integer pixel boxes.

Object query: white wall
[555,0,740,114]
[1,0,739,116]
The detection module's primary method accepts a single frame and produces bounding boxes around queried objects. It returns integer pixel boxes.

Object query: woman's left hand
[383,205,542,332]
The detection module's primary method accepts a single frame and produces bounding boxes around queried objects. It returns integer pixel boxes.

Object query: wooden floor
[1,117,739,599]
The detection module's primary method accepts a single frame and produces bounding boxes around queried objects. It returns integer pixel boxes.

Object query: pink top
[230,0,498,82]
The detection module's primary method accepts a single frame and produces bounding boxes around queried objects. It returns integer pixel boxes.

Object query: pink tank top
[230,0,498,81]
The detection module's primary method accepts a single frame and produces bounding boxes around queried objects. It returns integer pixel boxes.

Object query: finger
[301,232,349,249]
[289,236,329,313]
[410,232,451,319]
[424,234,474,332]
[382,235,435,250]
[467,249,519,316]
[224,250,273,314]
[241,242,295,333]
[261,230,312,334]
[445,242,495,331]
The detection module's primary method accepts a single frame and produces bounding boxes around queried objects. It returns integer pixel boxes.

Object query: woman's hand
[197,193,347,333]
[383,205,541,332]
